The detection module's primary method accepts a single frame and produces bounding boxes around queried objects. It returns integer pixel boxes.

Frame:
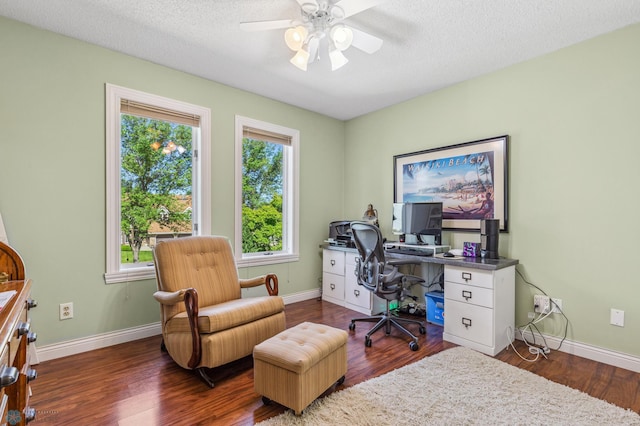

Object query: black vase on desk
[480,219,500,259]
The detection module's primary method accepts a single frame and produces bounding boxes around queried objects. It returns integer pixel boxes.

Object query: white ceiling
[2,0,640,120]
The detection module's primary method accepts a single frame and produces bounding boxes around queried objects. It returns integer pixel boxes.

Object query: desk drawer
[322,272,344,302]
[445,282,493,309]
[345,252,359,268]
[322,250,345,275]
[444,299,493,347]
[445,265,493,289]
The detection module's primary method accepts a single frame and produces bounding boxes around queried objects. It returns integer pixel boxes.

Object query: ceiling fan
[240,0,386,71]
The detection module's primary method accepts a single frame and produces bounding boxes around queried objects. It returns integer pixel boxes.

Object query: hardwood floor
[30,298,640,425]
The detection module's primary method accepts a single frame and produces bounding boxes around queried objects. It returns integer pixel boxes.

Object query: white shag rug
[256,346,640,425]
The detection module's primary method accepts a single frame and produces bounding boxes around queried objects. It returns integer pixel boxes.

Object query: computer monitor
[393,202,443,245]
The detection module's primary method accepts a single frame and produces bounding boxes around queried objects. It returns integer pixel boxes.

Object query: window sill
[104,266,155,284]
[236,253,299,268]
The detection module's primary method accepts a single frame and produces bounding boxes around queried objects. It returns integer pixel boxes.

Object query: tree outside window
[120,115,193,264]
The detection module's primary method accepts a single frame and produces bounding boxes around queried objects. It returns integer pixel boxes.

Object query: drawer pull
[330,283,336,290]
[462,272,472,282]
[25,407,36,423]
[27,298,38,309]
[462,317,472,328]
[17,321,30,336]
[462,290,472,301]
[0,364,19,388]
[330,260,336,266]
[27,331,37,344]
[26,368,37,382]
[354,289,360,297]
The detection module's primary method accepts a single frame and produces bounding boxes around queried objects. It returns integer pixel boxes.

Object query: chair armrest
[182,288,201,369]
[153,290,186,305]
[239,273,279,296]
[154,289,202,369]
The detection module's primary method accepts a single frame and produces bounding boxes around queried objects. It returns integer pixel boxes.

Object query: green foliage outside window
[120,115,193,263]
[242,138,284,253]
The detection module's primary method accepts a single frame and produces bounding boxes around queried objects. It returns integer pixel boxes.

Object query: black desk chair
[348,222,426,351]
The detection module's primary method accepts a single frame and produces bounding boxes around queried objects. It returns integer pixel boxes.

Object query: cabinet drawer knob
[26,368,37,382]
[462,290,472,301]
[462,317,472,328]
[25,407,36,423]
[354,289,360,297]
[27,298,38,309]
[17,321,30,336]
[0,364,19,388]
[28,331,37,344]
[462,272,472,282]
[330,283,335,290]
[330,260,336,266]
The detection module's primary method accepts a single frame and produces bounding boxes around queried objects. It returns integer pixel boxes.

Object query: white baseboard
[517,329,640,373]
[34,288,321,363]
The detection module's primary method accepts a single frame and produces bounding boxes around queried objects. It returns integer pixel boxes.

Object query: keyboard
[385,247,433,257]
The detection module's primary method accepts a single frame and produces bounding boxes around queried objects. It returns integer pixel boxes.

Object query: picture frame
[394,135,509,232]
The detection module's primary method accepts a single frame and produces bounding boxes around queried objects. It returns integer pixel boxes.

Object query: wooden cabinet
[442,264,515,356]
[322,249,385,315]
[0,242,37,425]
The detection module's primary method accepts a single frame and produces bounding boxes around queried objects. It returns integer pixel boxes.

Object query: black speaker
[480,219,500,259]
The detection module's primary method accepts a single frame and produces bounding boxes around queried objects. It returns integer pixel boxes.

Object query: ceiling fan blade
[307,37,320,63]
[333,0,386,19]
[240,19,295,31]
[350,27,383,54]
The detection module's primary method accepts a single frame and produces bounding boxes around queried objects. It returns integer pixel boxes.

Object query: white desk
[321,244,519,356]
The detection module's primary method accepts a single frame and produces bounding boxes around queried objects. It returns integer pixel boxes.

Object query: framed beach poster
[394,135,509,232]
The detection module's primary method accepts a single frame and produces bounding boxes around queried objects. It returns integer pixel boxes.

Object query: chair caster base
[409,341,419,351]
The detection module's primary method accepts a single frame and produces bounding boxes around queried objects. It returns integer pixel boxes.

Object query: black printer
[328,221,355,247]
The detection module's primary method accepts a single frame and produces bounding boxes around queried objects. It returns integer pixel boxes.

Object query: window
[105,84,211,283]
[235,116,299,266]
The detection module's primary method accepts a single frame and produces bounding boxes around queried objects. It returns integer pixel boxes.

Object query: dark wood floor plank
[30,298,640,425]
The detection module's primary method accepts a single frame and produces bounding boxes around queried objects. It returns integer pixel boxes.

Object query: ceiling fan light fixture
[330,25,353,51]
[290,48,310,71]
[284,25,308,51]
[329,45,349,71]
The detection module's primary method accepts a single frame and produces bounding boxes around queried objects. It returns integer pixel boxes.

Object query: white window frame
[105,84,211,283]
[234,115,299,267]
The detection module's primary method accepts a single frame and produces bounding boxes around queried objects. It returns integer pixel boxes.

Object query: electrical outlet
[610,308,624,327]
[60,302,73,320]
[534,295,562,314]
[551,298,562,313]
[533,295,550,314]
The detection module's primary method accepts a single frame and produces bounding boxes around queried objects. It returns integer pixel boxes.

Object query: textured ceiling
[2,0,640,120]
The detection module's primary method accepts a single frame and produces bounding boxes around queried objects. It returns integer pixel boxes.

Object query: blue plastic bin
[425,291,444,326]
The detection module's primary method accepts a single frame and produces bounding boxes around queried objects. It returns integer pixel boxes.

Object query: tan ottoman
[253,321,348,415]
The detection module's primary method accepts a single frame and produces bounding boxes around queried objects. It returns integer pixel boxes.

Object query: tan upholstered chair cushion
[165,295,285,334]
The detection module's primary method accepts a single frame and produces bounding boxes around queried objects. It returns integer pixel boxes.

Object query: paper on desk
[0,290,17,310]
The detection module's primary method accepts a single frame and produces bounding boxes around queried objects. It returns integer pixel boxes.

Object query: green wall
[2,15,639,357]
[0,17,345,346]
[345,23,640,355]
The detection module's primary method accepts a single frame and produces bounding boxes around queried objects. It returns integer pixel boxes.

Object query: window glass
[235,116,299,266]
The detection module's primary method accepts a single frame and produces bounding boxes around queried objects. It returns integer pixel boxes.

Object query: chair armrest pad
[239,276,266,288]
[239,273,279,296]
[153,290,186,305]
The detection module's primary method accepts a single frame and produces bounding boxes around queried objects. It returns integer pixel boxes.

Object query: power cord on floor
[505,266,570,362]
